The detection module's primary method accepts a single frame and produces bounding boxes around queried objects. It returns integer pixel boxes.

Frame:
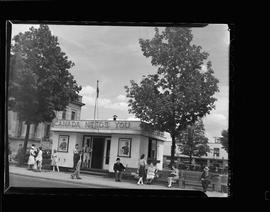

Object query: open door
[82,136,93,169]
[91,137,105,169]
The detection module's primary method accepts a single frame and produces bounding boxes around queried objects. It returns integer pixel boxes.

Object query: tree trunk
[170,134,176,167]
[19,123,31,166]
[189,151,193,170]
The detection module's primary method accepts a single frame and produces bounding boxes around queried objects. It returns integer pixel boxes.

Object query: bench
[180,171,223,191]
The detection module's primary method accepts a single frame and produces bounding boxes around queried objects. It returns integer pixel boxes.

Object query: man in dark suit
[200,166,211,192]
[113,158,126,182]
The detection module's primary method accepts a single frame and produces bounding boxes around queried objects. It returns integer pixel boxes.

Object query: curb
[9,172,116,189]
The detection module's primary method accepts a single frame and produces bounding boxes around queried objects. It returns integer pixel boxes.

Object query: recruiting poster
[58,135,69,152]
[118,138,131,157]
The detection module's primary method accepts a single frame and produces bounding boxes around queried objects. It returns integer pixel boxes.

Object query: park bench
[180,170,226,192]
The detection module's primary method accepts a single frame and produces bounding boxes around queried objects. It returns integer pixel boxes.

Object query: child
[51,149,59,172]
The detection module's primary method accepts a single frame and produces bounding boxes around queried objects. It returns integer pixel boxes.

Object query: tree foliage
[125,27,219,164]
[178,119,210,164]
[220,129,228,153]
[9,25,82,163]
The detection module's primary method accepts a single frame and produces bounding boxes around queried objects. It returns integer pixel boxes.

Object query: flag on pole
[96,80,99,98]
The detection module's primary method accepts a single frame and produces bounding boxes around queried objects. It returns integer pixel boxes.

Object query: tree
[177,119,210,167]
[220,129,228,153]
[9,25,82,165]
[125,27,219,166]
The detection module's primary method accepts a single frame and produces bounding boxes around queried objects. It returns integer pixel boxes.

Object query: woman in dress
[168,164,179,188]
[137,154,147,185]
[51,149,59,172]
[35,146,43,172]
[146,162,158,184]
[27,145,36,170]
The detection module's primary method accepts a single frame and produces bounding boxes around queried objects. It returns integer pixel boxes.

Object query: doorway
[91,137,105,169]
[82,136,93,169]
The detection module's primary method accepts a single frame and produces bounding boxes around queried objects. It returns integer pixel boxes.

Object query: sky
[11,24,229,143]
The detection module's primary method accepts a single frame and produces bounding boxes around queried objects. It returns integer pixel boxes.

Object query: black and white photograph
[6,23,229,197]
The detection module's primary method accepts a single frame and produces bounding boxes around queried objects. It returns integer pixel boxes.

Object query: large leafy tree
[9,25,81,164]
[177,119,210,166]
[220,129,228,153]
[125,27,219,165]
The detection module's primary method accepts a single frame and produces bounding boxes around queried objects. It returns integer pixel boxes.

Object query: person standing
[137,154,147,185]
[200,166,211,192]
[113,158,126,182]
[35,146,43,172]
[51,149,60,172]
[71,151,82,179]
[27,144,36,170]
[73,144,80,169]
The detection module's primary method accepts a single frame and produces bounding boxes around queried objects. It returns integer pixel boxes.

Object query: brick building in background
[8,95,85,159]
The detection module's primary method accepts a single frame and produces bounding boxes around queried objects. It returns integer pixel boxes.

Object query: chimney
[113,115,118,121]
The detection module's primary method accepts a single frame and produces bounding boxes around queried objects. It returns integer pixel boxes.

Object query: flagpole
[93,80,99,130]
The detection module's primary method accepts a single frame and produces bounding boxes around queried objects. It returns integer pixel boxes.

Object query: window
[34,123,38,137]
[213,148,220,157]
[62,110,66,120]
[148,138,157,160]
[44,124,51,138]
[105,139,111,164]
[71,111,76,120]
[17,120,23,137]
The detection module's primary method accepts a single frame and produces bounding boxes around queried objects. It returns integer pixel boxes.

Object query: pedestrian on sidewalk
[200,166,211,192]
[27,144,36,170]
[51,149,60,172]
[73,144,80,169]
[36,146,43,172]
[137,154,147,185]
[168,164,179,188]
[71,152,82,179]
[113,158,126,182]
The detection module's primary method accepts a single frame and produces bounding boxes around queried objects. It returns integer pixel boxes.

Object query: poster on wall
[118,138,132,158]
[57,135,69,152]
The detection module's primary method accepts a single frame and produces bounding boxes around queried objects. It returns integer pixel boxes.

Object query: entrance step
[79,168,109,177]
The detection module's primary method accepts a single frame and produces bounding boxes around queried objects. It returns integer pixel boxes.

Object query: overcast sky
[11,24,229,142]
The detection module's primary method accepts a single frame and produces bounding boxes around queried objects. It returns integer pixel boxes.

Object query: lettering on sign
[53,120,132,130]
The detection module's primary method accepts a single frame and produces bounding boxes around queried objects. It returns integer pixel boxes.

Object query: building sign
[53,120,133,129]
[52,120,165,139]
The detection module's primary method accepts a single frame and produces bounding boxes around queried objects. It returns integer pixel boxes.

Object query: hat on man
[116,158,120,161]
[204,166,209,171]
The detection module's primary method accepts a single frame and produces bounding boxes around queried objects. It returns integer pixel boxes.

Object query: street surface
[9,173,103,188]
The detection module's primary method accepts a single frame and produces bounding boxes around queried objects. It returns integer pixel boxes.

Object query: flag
[96,80,99,98]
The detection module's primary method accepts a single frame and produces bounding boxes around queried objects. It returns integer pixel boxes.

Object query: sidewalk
[8,165,228,197]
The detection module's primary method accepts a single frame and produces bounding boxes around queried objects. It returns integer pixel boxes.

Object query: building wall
[108,134,142,172]
[51,132,81,168]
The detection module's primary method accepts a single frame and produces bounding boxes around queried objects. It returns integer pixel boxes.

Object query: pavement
[8,165,228,197]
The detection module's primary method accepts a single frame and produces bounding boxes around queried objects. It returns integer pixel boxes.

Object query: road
[9,173,105,188]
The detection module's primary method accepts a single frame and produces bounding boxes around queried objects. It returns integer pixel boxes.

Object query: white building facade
[50,119,167,172]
